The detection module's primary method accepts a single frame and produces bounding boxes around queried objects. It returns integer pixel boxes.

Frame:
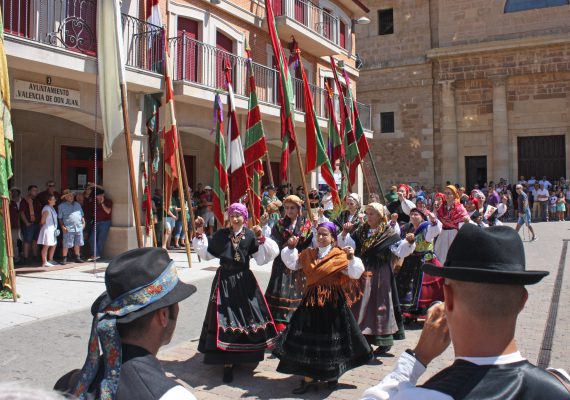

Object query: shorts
[165,217,176,231]
[22,223,40,243]
[63,231,84,248]
[202,211,215,227]
[517,209,531,226]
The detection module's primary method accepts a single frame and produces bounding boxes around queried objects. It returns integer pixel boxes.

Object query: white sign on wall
[14,80,80,109]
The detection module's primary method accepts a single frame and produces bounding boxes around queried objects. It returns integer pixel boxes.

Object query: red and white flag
[224,60,248,204]
[146,0,162,26]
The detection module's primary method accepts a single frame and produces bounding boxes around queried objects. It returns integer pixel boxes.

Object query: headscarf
[317,221,338,240]
[228,202,248,220]
[416,195,426,204]
[398,184,411,199]
[446,185,460,200]
[468,197,479,211]
[365,202,388,223]
[283,195,303,207]
[347,193,362,206]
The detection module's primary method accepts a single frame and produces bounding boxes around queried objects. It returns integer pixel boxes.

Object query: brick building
[356,0,570,190]
[2,0,373,255]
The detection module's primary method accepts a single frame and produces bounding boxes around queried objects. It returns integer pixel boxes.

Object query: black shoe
[292,380,318,395]
[223,365,234,383]
[60,257,67,265]
[327,380,338,389]
[373,346,392,355]
[75,256,85,263]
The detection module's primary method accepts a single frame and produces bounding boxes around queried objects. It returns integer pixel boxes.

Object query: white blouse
[280,245,365,279]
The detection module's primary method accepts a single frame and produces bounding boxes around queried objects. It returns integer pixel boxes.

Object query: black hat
[91,248,196,323]
[423,224,548,285]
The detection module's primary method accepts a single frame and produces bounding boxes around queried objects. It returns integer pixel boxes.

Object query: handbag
[51,208,61,238]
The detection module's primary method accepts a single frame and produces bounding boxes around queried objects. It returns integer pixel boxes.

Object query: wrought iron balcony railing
[272,0,340,45]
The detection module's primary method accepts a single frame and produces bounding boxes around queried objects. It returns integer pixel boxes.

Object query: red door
[2,0,30,37]
[61,146,103,190]
[216,31,233,89]
[176,17,199,82]
[339,20,346,48]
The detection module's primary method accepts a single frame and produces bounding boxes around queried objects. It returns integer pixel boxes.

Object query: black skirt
[198,266,278,365]
[273,285,373,381]
[265,257,306,325]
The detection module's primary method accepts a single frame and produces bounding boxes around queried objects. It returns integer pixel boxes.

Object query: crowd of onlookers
[9,181,112,267]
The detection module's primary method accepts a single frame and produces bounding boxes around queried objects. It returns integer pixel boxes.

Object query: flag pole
[368,152,386,203]
[265,151,275,188]
[141,151,157,247]
[177,139,196,242]
[120,83,144,248]
[174,147,192,268]
[2,197,17,302]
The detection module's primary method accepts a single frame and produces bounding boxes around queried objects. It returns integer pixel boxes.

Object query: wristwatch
[405,348,426,368]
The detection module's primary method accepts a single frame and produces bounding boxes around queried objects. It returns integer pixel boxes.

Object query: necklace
[230,230,245,262]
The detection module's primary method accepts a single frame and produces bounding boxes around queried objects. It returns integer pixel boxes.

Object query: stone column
[439,80,459,184]
[491,75,510,182]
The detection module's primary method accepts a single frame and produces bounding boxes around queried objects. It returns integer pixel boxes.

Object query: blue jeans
[90,220,112,257]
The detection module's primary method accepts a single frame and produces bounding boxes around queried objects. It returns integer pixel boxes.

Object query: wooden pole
[247,187,258,226]
[294,148,314,222]
[357,154,372,197]
[120,84,144,248]
[174,146,193,268]
[1,197,17,302]
[264,151,275,187]
[176,139,196,240]
[140,151,157,247]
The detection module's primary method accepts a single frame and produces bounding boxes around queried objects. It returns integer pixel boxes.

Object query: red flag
[163,31,178,212]
[213,93,228,225]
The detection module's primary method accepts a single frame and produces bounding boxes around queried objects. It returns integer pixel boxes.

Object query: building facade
[356,0,570,190]
[2,0,373,255]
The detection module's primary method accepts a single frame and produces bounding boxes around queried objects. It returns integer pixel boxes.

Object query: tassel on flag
[264,0,296,182]
[213,93,228,225]
[294,45,340,205]
[224,60,249,204]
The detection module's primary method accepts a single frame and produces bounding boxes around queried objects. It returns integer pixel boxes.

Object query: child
[549,191,558,221]
[556,191,566,222]
[274,222,372,394]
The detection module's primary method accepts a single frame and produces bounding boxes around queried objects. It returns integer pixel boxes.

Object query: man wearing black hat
[362,224,570,399]
[55,248,197,399]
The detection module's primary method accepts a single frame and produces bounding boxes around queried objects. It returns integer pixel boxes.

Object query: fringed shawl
[436,201,469,230]
[298,247,362,307]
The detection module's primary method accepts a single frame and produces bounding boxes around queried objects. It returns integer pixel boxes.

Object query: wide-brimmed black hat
[91,248,197,323]
[423,224,548,285]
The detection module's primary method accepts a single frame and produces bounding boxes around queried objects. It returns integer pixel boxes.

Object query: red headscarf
[398,184,411,199]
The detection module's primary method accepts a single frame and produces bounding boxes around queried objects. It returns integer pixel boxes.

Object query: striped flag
[324,82,343,166]
[224,60,249,204]
[145,0,161,26]
[163,31,178,212]
[329,57,360,190]
[244,47,267,220]
[341,67,370,159]
[295,48,340,205]
[264,0,296,181]
[213,94,228,225]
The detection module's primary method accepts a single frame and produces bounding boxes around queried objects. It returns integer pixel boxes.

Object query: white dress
[37,205,58,246]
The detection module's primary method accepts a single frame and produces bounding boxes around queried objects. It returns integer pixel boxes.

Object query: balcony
[271,0,345,57]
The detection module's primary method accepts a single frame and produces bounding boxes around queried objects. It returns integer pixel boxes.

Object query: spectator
[565,186,570,221]
[37,194,58,267]
[527,176,537,186]
[308,188,320,212]
[38,180,60,207]
[321,187,334,216]
[515,184,537,241]
[556,191,566,222]
[539,176,552,190]
[385,185,398,204]
[58,189,85,264]
[361,225,569,399]
[54,248,197,399]
[152,188,163,247]
[200,186,215,236]
[163,195,178,250]
[89,189,112,261]
[276,183,290,201]
[9,187,23,264]
[549,190,558,221]
[261,185,279,208]
[487,185,500,208]
[535,183,549,222]
[20,185,42,263]
[295,185,305,200]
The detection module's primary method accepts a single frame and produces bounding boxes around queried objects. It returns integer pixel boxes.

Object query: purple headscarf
[228,203,248,221]
[317,222,338,240]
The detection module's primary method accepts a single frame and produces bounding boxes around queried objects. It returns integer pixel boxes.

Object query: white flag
[97,0,126,160]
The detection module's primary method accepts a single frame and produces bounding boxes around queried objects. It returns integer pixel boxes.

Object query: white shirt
[361,352,528,400]
[535,188,549,201]
[280,245,365,279]
[337,232,415,259]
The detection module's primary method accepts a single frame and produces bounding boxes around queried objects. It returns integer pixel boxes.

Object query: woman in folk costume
[192,203,279,383]
[396,207,444,322]
[265,195,313,331]
[338,203,415,355]
[388,184,413,224]
[433,185,470,264]
[334,193,364,231]
[273,222,373,394]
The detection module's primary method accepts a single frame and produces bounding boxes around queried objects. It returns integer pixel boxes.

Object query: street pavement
[0,221,569,399]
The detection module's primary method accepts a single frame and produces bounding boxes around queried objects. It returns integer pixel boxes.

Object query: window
[378,9,394,35]
[339,19,346,48]
[380,112,395,133]
[504,0,569,12]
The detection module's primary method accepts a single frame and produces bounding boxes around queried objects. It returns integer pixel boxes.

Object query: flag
[341,67,370,159]
[163,31,179,213]
[264,0,296,181]
[97,0,126,160]
[145,0,162,26]
[213,94,228,225]
[295,49,340,205]
[324,82,343,166]
[224,60,249,204]
[244,47,267,220]
[144,93,161,174]
[0,11,14,292]
[329,57,360,190]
